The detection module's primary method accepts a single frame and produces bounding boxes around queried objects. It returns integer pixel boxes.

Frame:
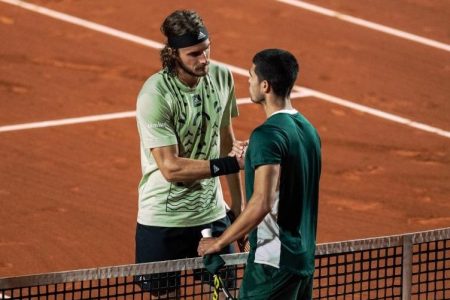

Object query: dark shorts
[135,215,234,295]
[239,262,313,300]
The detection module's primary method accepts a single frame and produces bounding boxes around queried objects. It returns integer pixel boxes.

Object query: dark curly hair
[160,10,205,75]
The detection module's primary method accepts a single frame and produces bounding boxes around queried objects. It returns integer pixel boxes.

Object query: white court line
[1,0,449,139]
[277,0,450,53]
[0,111,135,132]
[0,93,305,132]
[298,87,450,138]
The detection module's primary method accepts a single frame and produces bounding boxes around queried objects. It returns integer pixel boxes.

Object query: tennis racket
[201,229,236,300]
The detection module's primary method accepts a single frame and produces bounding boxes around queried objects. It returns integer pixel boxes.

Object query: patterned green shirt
[245,110,321,276]
[136,63,238,227]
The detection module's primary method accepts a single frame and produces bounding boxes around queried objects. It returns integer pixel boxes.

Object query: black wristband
[210,156,240,177]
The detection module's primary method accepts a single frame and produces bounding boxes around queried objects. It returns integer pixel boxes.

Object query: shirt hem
[137,212,227,228]
[253,260,280,269]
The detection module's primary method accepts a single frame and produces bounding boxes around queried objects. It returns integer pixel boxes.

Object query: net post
[401,234,413,300]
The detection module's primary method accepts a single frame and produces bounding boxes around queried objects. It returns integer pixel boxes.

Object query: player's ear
[168,47,178,58]
[261,80,270,93]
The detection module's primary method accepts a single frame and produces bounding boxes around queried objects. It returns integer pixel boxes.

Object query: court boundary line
[1,0,449,139]
[0,94,305,132]
[277,0,450,53]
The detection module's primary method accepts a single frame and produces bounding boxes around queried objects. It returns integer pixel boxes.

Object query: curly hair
[160,10,205,75]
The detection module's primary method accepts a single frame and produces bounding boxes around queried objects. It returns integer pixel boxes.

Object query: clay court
[0,0,449,279]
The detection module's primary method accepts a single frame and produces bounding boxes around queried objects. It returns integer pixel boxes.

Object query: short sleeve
[136,91,178,149]
[220,69,239,128]
[248,126,283,168]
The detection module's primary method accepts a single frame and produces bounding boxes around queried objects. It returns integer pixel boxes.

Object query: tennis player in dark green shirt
[198,48,321,299]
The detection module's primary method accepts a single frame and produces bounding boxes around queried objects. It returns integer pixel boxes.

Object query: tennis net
[1,227,448,299]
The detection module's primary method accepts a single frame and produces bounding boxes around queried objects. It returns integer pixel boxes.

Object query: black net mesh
[1,228,448,300]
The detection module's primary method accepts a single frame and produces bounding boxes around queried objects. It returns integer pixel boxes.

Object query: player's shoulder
[208,61,230,73]
[140,70,170,93]
[137,70,172,109]
[208,62,233,84]
[248,124,285,156]
[251,123,280,141]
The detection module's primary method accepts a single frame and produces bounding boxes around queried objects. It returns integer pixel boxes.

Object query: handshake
[209,139,248,178]
[228,140,249,169]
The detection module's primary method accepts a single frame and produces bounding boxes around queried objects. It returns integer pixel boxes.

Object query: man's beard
[177,59,209,77]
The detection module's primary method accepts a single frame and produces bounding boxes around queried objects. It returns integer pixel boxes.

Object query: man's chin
[196,66,209,76]
[251,97,264,104]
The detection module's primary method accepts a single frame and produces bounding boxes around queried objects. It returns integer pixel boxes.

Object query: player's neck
[263,95,293,118]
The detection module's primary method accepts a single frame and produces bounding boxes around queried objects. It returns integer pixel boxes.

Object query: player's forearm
[219,124,235,157]
[160,156,240,182]
[215,192,271,249]
[160,156,211,182]
[226,172,244,216]
[220,125,244,213]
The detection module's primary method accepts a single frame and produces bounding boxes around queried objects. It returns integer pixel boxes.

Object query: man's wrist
[210,156,240,177]
[215,237,226,252]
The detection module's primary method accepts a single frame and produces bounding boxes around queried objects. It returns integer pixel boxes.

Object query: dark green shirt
[245,110,321,276]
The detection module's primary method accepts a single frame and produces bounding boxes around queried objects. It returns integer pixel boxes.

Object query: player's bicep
[136,93,177,148]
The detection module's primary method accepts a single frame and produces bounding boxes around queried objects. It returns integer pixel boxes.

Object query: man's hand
[197,237,222,256]
[229,140,248,169]
[231,140,248,158]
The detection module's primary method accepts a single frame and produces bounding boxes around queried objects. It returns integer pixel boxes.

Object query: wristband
[210,157,240,177]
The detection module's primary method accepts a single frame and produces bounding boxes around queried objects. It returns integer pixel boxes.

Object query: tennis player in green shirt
[135,10,244,298]
[198,49,322,299]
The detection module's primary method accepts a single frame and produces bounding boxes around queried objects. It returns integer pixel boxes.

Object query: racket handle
[201,228,212,238]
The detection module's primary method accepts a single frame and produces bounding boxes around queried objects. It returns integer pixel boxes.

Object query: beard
[177,59,209,77]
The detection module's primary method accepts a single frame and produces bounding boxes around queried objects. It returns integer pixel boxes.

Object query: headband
[167,27,209,49]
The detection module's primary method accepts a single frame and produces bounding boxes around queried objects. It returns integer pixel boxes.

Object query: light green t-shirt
[136,63,238,227]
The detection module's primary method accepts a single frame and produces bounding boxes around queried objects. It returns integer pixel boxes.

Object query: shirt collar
[270,109,298,117]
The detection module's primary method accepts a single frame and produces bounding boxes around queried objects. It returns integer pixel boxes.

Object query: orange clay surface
[0,0,449,277]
